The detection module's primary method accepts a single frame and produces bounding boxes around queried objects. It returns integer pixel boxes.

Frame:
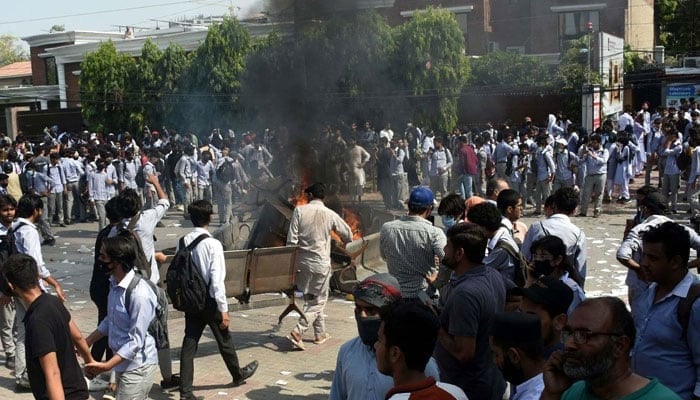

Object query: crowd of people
[0,98,698,400]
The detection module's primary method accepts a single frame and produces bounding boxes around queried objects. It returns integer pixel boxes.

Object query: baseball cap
[512,276,573,316]
[353,273,402,308]
[407,187,436,207]
[555,138,568,146]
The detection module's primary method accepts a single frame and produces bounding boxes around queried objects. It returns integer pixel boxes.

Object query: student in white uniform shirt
[177,200,258,400]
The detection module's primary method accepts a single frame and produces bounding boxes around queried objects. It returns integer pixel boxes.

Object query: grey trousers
[580,173,607,215]
[48,191,64,224]
[294,268,331,338]
[197,185,212,202]
[36,197,54,240]
[535,179,552,213]
[115,363,157,400]
[430,174,449,197]
[95,200,107,231]
[553,177,574,192]
[662,173,680,211]
[65,181,81,222]
[217,182,233,224]
[14,300,26,380]
[0,301,15,358]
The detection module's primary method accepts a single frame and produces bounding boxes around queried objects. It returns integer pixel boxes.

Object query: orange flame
[291,166,312,206]
[331,207,363,242]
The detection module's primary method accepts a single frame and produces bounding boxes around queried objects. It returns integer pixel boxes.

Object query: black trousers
[90,297,113,362]
[179,302,242,394]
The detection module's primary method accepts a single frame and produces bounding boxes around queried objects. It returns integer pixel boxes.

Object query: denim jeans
[173,180,185,206]
[457,173,474,199]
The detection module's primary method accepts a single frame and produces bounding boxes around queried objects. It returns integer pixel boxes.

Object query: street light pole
[587,21,593,85]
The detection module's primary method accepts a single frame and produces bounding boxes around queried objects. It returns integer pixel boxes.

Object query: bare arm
[146,173,167,200]
[69,320,93,364]
[42,276,66,302]
[437,328,475,364]
[38,352,65,400]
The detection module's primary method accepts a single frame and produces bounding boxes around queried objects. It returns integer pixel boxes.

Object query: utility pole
[587,21,593,85]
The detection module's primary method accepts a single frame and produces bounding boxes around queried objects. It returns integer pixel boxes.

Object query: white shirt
[287,199,353,273]
[512,373,544,400]
[13,218,51,289]
[177,228,228,312]
[109,198,170,284]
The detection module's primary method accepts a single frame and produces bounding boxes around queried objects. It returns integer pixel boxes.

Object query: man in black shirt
[2,254,91,399]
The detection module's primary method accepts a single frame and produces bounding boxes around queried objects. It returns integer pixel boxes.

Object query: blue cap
[408,187,435,207]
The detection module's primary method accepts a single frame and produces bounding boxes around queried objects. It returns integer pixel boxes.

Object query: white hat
[555,138,568,146]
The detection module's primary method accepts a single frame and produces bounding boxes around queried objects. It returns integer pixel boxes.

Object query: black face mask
[356,314,382,346]
[532,260,555,278]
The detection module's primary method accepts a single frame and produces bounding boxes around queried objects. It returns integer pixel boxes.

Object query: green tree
[133,39,163,128]
[557,34,602,89]
[0,35,28,67]
[49,24,65,33]
[177,17,251,131]
[556,35,602,122]
[660,0,700,56]
[623,44,648,73]
[392,8,469,133]
[80,41,137,132]
[469,51,553,86]
[655,0,678,48]
[156,44,189,127]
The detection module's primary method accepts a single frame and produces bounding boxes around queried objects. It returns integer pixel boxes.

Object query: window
[560,11,599,39]
[45,57,57,85]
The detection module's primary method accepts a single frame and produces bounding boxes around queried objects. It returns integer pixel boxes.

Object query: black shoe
[156,222,165,228]
[577,213,587,217]
[232,360,259,387]
[42,238,56,246]
[59,223,66,227]
[5,355,14,370]
[161,373,181,390]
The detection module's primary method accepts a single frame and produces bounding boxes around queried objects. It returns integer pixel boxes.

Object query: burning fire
[291,169,361,243]
[345,208,363,241]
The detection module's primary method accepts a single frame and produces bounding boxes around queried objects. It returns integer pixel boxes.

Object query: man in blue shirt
[85,235,158,399]
[330,273,440,400]
[435,223,506,400]
[578,134,609,218]
[632,221,700,400]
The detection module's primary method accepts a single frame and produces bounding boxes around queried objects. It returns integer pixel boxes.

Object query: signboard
[581,85,601,133]
[666,84,700,107]
[598,32,624,116]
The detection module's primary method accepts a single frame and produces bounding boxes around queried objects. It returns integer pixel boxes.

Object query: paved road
[0,180,694,399]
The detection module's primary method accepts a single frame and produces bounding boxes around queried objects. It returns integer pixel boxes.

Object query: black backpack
[19,170,34,194]
[166,234,211,313]
[125,274,169,350]
[135,165,146,188]
[217,160,236,183]
[0,223,24,295]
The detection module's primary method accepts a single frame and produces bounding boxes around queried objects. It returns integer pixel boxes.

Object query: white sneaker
[102,388,116,400]
[86,376,110,392]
